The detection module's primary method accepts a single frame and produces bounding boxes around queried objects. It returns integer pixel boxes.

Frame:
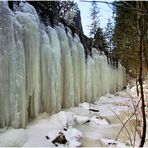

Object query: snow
[90,116,109,126]
[73,115,90,124]
[0,128,27,147]
[101,138,127,147]
[0,90,133,147]
[63,127,82,143]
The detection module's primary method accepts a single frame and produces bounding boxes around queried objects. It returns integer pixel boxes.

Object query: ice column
[56,26,74,108]
[74,35,86,103]
[0,2,26,128]
[47,26,62,112]
[16,2,41,118]
[67,31,80,106]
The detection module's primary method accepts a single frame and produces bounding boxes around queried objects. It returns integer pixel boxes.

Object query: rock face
[0,2,125,128]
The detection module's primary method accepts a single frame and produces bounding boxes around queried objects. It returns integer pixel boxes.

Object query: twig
[115,98,141,143]
[110,109,132,145]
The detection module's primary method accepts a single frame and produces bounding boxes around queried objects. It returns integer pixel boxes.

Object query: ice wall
[0,2,26,128]
[0,2,126,128]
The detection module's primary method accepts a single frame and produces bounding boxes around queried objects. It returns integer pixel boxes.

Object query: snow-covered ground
[0,84,148,147]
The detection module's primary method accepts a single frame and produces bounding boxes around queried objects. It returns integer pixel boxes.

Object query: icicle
[0,2,26,128]
[46,26,62,112]
[85,56,95,103]
[67,31,80,106]
[55,26,74,108]
[16,2,41,118]
[74,34,86,103]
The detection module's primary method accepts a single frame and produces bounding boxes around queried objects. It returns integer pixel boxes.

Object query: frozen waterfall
[0,2,125,128]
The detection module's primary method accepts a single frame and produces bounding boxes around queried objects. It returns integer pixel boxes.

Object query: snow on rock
[47,127,82,147]
[96,95,130,105]
[0,128,27,147]
[97,103,129,117]
[73,115,90,124]
[47,124,82,146]
[90,116,109,126]
[63,127,82,141]
[79,102,90,109]
[68,139,81,147]
[101,138,127,147]
[48,111,75,131]
[46,130,64,144]
[79,102,99,111]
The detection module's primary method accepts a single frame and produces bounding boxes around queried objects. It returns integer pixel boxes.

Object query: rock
[52,132,67,146]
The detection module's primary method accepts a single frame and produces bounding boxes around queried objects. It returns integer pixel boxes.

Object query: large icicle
[40,30,53,113]
[47,26,62,112]
[67,30,80,106]
[56,26,74,108]
[0,2,26,128]
[16,2,41,118]
[85,56,95,102]
[74,34,86,103]
[92,48,101,99]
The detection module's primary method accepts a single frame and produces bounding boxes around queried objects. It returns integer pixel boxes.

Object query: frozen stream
[1,84,148,147]
[0,91,133,147]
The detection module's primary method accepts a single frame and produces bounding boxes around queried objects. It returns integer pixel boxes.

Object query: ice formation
[0,2,125,128]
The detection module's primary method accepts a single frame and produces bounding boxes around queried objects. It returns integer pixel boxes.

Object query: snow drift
[0,1,125,128]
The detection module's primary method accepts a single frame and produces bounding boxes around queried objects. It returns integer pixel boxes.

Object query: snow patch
[73,115,90,124]
[0,128,27,147]
[101,138,127,147]
[90,116,109,126]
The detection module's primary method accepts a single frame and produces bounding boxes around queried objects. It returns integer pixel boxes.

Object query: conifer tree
[89,0,100,38]
[89,1,108,53]
[105,19,114,53]
[94,27,108,54]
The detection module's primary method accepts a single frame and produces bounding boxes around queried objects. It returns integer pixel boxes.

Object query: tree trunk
[136,78,139,97]
[138,14,146,147]
[139,42,146,147]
